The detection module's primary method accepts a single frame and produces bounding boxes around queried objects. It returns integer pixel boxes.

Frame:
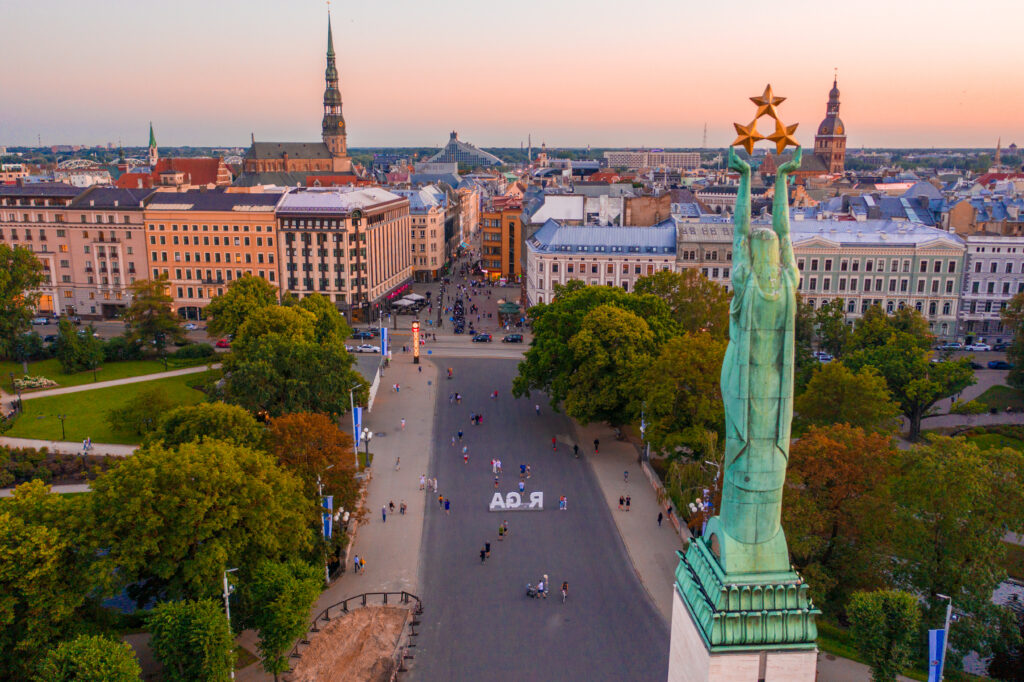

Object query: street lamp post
[361,428,373,467]
[936,593,954,681]
[222,567,239,680]
[58,414,66,441]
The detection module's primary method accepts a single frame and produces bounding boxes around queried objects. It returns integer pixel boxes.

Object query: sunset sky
[3,0,1022,150]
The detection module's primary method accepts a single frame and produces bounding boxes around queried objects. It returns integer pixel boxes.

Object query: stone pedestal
[669,586,817,682]
[667,538,819,682]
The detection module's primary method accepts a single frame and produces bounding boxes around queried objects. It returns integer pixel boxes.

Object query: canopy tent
[498,302,521,315]
[404,293,426,301]
[392,299,415,307]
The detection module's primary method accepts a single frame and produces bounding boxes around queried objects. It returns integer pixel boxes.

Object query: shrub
[13,375,57,390]
[172,342,215,360]
[106,387,174,436]
[102,336,143,362]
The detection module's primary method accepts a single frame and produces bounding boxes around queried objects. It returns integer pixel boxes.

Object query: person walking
[537,577,546,599]
[438,494,444,508]
[400,418,406,431]
[625,495,631,511]
[388,500,395,514]
[353,554,361,574]
[542,575,549,598]
[494,475,500,489]
[518,479,525,494]
[503,520,509,536]
[535,404,541,416]
[400,500,407,515]
[480,547,487,563]
[462,445,469,463]
[619,495,625,511]
[420,474,426,490]
[658,511,664,527]
[457,429,464,442]
[561,581,568,604]
[498,524,505,541]
[624,470,629,484]
[444,498,451,515]
[382,505,387,522]
[485,542,491,558]
[433,478,438,494]
[526,464,531,479]
[573,444,579,458]
[594,438,600,454]
[395,457,401,470]
[551,436,557,451]
[359,556,365,573]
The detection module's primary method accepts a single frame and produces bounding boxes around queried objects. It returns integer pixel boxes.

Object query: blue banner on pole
[928,628,945,682]
[353,406,362,448]
[322,495,334,540]
[381,327,388,355]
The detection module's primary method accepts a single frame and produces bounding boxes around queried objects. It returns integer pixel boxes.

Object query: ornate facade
[813,78,846,174]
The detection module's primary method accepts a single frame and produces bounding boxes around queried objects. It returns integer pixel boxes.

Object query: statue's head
[750,227,780,271]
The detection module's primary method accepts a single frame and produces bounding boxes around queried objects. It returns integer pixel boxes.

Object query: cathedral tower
[813,77,846,174]
[148,122,159,167]
[322,14,351,172]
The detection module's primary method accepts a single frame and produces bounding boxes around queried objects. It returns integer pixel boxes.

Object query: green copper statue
[703,145,803,576]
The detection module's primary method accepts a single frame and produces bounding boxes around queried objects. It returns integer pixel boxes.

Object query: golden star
[766,118,799,154]
[731,119,764,155]
[750,84,786,121]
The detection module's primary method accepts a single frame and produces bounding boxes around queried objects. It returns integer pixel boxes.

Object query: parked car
[964,343,991,352]
[30,317,49,326]
[988,360,1014,370]
[351,331,374,340]
[43,335,57,344]
[216,338,231,349]
[472,333,492,343]
[993,342,1011,352]
[184,323,198,331]
[355,344,380,353]
[502,333,523,343]
[937,342,963,351]
[969,361,985,370]
[814,351,833,363]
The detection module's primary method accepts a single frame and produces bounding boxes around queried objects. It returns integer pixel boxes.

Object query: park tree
[793,361,900,433]
[845,331,974,440]
[633,269,731,338]
[147,401,263,448]
[0,244,45,370]
[665,430,723,532]
[106,386,175,436]
[37,634,142,682]
[640,333,726,454]
[55,320,104,374]
[1002,292,1024,390]
[849,304,933,353]
[892,436,1024,667]
[297,292,352,346]
[848,590,921,682]
[266,412,358,514]
[147,599,235,682]
[784,425,895,612]
[122,275,184,356]
[225,334,366,417]
[90,440,313,605]
[204,274,278,339]
[239,560,323,681]
[229,305,316,359]
[814,298,850,357]
[793,294,817,390]
[513,284,675,410]
[563,304,655,424]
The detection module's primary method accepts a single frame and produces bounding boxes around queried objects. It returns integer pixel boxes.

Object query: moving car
[937,342,963,351]
[813,351,833,363]
[351,330,374,340]
[964,343,991,352]
[988,360,1014,370]
[184,323,198,331]
[216,338,231,349]
[502,333,523,343]
[472,333,492,343]
[30,317,49,325]
[355,344,380,353]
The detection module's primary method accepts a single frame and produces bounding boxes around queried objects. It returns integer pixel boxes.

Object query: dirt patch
[288,606,410,682]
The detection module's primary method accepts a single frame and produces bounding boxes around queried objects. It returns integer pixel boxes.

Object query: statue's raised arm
[772,146,801,277]
[728,147,752,275]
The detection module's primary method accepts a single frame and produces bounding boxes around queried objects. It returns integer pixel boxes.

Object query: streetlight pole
[58,414,66,441]
[349,383,361,470]
[222,567,238,680]
[318,465,335,586]
[936,594,953,681]
[362,428,373,467]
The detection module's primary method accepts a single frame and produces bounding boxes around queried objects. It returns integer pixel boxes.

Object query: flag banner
[928,628,945,682]
[322,496,334,539]
[353,406,362,447]
[381,326,388,355]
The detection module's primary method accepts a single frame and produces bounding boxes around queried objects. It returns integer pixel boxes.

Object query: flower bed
[13,375,57,390]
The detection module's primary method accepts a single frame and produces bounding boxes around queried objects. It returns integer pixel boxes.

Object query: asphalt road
[410,359,669,682]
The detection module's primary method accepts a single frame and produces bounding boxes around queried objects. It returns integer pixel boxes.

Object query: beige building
[393,187,447,281]
[276,187,412,321]
[0,184,154,317]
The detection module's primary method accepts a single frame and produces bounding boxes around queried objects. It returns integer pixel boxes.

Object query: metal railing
[286,591,423,676]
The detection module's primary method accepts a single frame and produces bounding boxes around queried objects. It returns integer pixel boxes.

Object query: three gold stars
[732,83,800,155]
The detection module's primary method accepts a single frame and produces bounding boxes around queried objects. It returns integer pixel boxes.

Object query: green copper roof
[148,122,156,149]
[327,14,335,57]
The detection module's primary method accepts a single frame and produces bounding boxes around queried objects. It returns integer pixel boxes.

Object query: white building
[959,234,1024,344]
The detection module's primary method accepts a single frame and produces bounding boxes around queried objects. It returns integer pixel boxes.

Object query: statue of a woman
[705,146,802,576]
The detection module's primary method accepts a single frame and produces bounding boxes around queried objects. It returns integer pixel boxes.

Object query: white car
[184,323,198,331]
[965,343,991,352]
[355,344,380,353]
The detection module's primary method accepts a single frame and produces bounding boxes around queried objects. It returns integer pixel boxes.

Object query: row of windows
[285,262,366,273]
[149,223,273,233]
[803,276,956,294]
[973,260,1023,274]
[284,232,366,244]
[149,234,273,247]
[805,297,953,317]
[798,257,958,274]
[0,228,132,241]
[969,281,1024,295]
[409,244,437,253]
[152,251,272,264]
[284,248,366,259]
[410,229,438,239]
[543,262,667,275]
[4,212,133,225]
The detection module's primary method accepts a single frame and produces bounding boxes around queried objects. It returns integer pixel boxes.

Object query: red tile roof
[305,174,374,187]
[114,157,231,189]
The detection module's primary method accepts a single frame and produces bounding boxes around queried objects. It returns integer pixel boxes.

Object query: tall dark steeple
[321,12,349,168]
[814,76,846,174]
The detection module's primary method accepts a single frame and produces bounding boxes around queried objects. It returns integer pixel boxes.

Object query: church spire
[148,122,158,167]
[321,10,350,170]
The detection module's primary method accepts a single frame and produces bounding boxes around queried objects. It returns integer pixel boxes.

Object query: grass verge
[976,384,1024,410]
[1003,541,1024,581]
[5,372,208,444]
[0,357,210,392]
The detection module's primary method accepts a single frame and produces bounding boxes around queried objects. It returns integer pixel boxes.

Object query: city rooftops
[146,188,284,212]
[527,218,677,254]
[276,186,405,214]
[0,182,82,198]
[675,217,964,248]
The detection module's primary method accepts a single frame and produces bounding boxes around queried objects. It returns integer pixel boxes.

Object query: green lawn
[976,384,1024,410]
[6,373,209,444]
[1,357,211,392]
[965,432,1024,451]
[1003,541,1024,581]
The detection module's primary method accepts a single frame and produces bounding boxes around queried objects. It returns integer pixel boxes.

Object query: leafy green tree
[641,333,726,453]
[55,320,104,374]
[988,608,1024,682]
[1002,293,1024,390]
[226,334,366,418]
[106,387,175,436]
[665,430,723,531]
[37,634,142,682]
[0,244,45,369]
[848,590,921,682]
[794,362,900,433]
[849,304,933,353]
[230,305,316,359]
[146,402,263,448]
[784,425,895,613]
[204,274,278,339]
[90,440,313,605]
[147,599,235,682]
[892,436,1024,668]
[814,298,850,357]
[633,269,731,338]
[513,285,676,410]
[122,275,184,357]
[239,560,322,681]
[845,332,974,440]
[793,294,817,390]
[297,292,352,346]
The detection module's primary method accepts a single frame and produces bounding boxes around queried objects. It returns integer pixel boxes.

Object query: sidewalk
[11,364,217,402]
[0,436,136,456]
[235,355,439,681]
[0,482,91,497]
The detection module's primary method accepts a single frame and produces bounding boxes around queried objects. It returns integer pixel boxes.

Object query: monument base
[669,587,817,682]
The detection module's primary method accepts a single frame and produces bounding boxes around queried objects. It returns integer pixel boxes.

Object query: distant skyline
[2,0,1022,150]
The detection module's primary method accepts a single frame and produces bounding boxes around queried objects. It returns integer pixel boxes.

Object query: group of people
[530,575,569,603]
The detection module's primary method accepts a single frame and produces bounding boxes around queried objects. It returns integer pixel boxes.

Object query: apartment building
[144,189,284,319]
[481,197,523,281]
[392,187,446,281]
